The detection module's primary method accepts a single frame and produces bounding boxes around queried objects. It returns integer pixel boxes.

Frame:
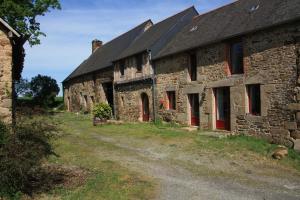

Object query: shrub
[92,103,112,120]
[0,120,58,199]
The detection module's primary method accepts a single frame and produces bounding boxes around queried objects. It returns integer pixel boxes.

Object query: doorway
[214,87,230,131]
[103,82,114,114]
[189,94,200,126]
[141,93,150,122]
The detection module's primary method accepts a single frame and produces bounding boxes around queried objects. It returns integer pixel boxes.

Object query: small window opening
[167,91,176,110]
[247,84,261,116]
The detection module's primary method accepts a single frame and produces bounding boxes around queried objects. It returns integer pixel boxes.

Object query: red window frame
[167,91,176,110]
[228,40,244,75]
[247,84,261,116]
[189,53,197,81]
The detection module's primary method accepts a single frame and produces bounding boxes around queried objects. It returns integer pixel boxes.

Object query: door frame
[214,87,230,131]
[141,93,150,122]
[188,93,200,126]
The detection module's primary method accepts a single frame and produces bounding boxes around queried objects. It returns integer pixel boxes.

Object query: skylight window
[190,26,198,32]
[249,4,259,12]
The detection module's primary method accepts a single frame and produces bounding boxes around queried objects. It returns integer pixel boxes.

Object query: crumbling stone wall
[0,26,13,123]
[63,67,113,112]
[155,22,300,147]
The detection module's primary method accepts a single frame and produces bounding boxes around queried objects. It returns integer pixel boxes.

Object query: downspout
[149,50,157,122]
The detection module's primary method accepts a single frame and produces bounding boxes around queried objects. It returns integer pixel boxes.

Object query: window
[247,85,261,115]
[90,96,95,105]
[229,41,244,74]
[136,54,143,72]
[120,60,125,76]
[189,53,197,81]
[167,91,176,110]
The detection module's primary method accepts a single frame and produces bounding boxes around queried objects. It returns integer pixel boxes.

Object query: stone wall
[114,52,153,83]
[0,26,13,123]
[63,67,113,112]
[155,22,300,146]
[114,81,153,122]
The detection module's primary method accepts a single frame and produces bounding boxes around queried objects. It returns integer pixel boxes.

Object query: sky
[23,0,234,95]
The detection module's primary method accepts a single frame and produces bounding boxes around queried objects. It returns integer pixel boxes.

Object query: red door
[141,93,149,122]
[189,94,200,126]
[215,87,230,130]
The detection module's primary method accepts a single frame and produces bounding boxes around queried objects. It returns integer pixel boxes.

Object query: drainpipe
[149,50,157,122]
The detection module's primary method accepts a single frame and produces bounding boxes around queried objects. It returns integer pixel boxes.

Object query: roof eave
[0,18,21,38]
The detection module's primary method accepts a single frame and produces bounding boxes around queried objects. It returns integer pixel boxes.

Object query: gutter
[149,50,157,122]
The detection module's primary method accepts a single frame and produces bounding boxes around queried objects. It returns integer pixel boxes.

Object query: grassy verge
[57,112,300,172]
[31,113,156,200]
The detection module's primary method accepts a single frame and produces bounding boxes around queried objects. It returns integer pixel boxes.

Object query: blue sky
[23,0,233,95]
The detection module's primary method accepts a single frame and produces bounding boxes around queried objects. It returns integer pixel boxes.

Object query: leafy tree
[15,78,31,97]
[0,0,61,46]
[30,74,60,106]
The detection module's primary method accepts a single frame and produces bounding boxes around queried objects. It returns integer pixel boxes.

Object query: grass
[23,112,300,199]
[39,113,156,200]
[56,113,300,171]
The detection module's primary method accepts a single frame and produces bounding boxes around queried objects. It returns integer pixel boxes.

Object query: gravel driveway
[87,132,300,200]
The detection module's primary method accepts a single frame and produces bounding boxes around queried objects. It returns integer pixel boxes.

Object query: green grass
[28,112,300,199]
[41,113,156,200]
[57,112,300,171]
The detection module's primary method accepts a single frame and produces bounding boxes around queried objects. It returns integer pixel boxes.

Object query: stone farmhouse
[63,0,300,147]
[0,18,24,123]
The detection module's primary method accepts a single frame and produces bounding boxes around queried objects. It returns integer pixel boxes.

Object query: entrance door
[189,94,200,126]
[141,93,149,122]
[103,82,114,115]
[215,87,230,130]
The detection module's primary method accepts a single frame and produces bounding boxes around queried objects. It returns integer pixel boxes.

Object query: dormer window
[229,41,244,74]
[120,60,125,76]
[136,54,143,72]
[189,53,197,81]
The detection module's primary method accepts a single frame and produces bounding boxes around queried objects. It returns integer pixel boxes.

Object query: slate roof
[63,20,152,82]
[155,0,300,60]
[116,6,198,61]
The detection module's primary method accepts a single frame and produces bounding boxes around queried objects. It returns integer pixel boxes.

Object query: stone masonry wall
[0,26,13,123]
[114,82,153,122]
[64,67,113,112]
[155,22,300,147]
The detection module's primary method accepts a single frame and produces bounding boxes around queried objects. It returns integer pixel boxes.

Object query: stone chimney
[92,39,102,53]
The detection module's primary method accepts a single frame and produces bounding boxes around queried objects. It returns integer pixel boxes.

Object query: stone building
[152,0,300,146]
[113,7,198,122]
[0,18,24,123]
[63,20,153,112]
[64,0,300,147]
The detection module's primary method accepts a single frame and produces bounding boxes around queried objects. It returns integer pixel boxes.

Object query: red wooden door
[142,93,149,122]
[215,87,230,130]
[189,94,200,126]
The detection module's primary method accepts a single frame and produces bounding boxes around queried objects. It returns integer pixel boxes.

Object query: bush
[0,120,58,199]
[92,103,112,120]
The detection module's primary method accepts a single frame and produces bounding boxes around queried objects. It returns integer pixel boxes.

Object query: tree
[15,78,31,97]
[30,74,60,106]
[0,0,61,46]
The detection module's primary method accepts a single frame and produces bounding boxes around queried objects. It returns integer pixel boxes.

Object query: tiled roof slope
[64,20,152,82]
[116,6,198,61]
[155,0,300,60]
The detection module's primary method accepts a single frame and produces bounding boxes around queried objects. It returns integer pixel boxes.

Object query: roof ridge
[151,7,198,53]
[97,19,152,49]
[151,6,196,27]
[193,0,241,20]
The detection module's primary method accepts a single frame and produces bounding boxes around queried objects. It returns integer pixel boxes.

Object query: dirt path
[82,131,300,200]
